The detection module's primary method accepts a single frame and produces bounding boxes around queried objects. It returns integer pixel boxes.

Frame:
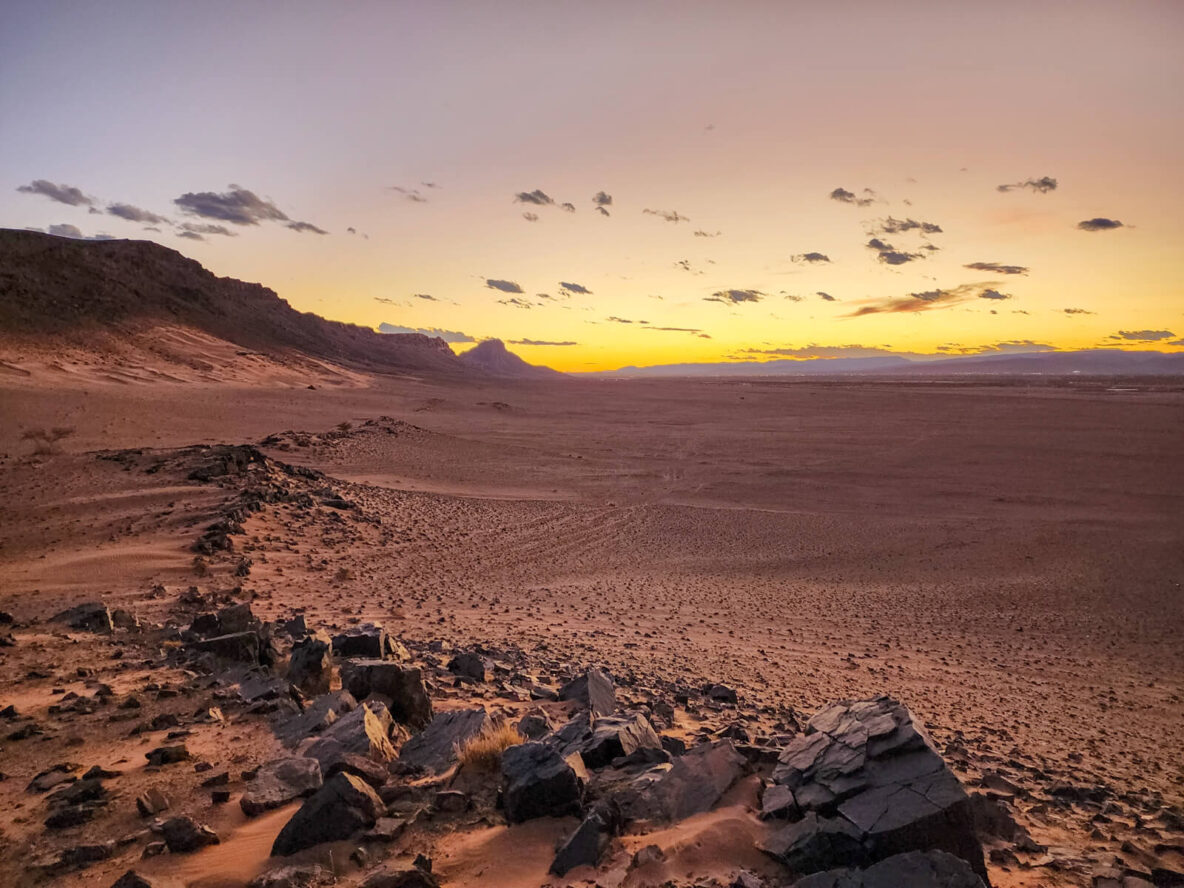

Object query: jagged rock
[111,872,158,888]
[632,844,665,867]
[517,708,554,740]
[433,790,469,813]
[52,602,113,633]
[761,782,800,820]
[27,762,80,792]
[763,812,869,874]
[340,660,432,729]
[968,792,1033,845]
[276,690,357,745]
[241,758,323,816]
[559,668,616,716]
[248,864,335,888]
[46,802,104,829]
[398,708,488,775]
[626,740,747,822]
[580,712,662,769]
[363,817,409,843]
[770,697,987,882]
[217,602,256,633]
[327,753,389,787]
[302,700,400,766]
[704,683,739,704]
[145,744,190,766]
[277,615,308,638]
[32,842,114,874]
[551,805,620,876]
[288,631,333,696]
[136,787,170,817]
[501,741,588,823]
[358,862,440,888]
[332,624,389,659]
[791,849,986,887]
[192,630,269,664]
[448,651,491,682]
[271,773,385,856]
[160,815,220,852]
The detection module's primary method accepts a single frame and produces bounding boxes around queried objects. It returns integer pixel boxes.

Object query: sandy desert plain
[1,366,1183,888]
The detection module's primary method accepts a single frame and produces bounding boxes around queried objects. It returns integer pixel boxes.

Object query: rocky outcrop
[501,742,588,823]
[271,773,386,856]
[559,668,616,717]
[791,849,986,887]
[550,804,620,876]
[626,740,748,822]
[240,758,323,816]
[397,708,488,775]
[580,713,663,769]
[287,631,333,696]
[340,660,433,729]
[301,700,401,767]
[159,816,220,853]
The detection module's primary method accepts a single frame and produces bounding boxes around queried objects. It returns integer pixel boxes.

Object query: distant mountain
[0,229,465,376]
[595,349,1184,377]
[458,338,563,379]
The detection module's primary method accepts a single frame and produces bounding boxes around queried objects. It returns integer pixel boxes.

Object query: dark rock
[704,683,739,704]
[363,817,409,843]
[248,864,335,888]
[448,651,491,682]
[52,602,113,633]
[626,740,747,822]
[192,630,270,665]
[271,773,385,856]
[501,741,588,823]
[339,660,432,729]
[580,713,662,769]
[212,789,231,804]
[559,668,616,716]
[136,787,170,817]
[761,782,800,820]
[160,815,220,853]
[217,602,256,634]
[332,624,389,659]
[46,802,104,828]
[27,762,80,793]
[791,849,986,887]
[517,708,554,740]
[398,708,488,775]
[762,812,869,874]
[241,757,323,816]
[288,631,333,696]
[276,690,357,745]
[302,700,400,766]
[358,862,440,888]
[33,842,114,874]
[145,744,190,766]
[111,872,158,888]
[550,805,619,876]
[433,790,470,813]
[326,753,389,787]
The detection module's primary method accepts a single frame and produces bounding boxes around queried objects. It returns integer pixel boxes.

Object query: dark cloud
[592,191,612,207]
[706,289,763,304]
[515,189,554,206]
[378,323,475,343]
[286,220,328,234]
[174,185,292,226]
[829,187,876,207]
[606,316,643,324]
[792,252,830,263]
[559,202,576,213]
[1063,307,1095,315]
[866,238,923,265]
[978,288,1010,300]
[964,261,1028,275]
[179,222,234,237]
[499,297,535,309]
[642,208,690,223]
[781,292,803,302]
[874,216,942,235]
[558,281,592,295]
[848,283,995,317]
[485,279,524,294]
[595,206,610,217]
[177,231,204,241]
[37,223,114,240]
[106,203,169,225]
[693,230,721,238]
[997,176,1057,194]
[1111,330,1174,341]
[640,326,705,334]
[1077,217,1124,231]
[412,293,438,301]
[509,339,578,346]
[390,186,427,202]
[17,179,93,206]
[522,212,539,222]
[818,291,837,302]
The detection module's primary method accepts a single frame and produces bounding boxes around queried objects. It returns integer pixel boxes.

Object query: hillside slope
[458,338,563,379]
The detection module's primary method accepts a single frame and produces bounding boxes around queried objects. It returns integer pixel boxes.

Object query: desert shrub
[456,721,522,773]
[21,426,75,455]
[333,566,354,582]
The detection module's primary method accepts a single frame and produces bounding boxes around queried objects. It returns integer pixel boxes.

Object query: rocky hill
[457,338,563,379]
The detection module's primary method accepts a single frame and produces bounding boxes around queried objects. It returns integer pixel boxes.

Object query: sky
[2,1,1182,371]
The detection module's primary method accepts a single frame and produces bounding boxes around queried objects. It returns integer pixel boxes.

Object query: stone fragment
[580,713,663,769]
[398,708,488,775]
[559,668,616,716]
[339,660,433,729]
[627,740,747,822]
[287,631,333,696]
[501,741,587,823]
[240,758,323,816]
[302,700,399,767]
[160,815,220,853]
[271,773,385,856]
[790,849,986,887]
[448,651,491,682]
[550,805,619,876]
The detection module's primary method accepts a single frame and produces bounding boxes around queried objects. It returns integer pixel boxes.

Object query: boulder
[770,697,987,882]
[276,690,357,745]
[135,787,170,817]
[326,753,390,787]
[358,862,440,888]
[517,708,554,740]
[550,805,619,876]
[241,758,323,816]
[398,707,488,774]
[331,624,389,659]
[111,872,158,888]
[52,602,113,633]
[762,812,869,874]
[192,630,268,665]
[145,745,190,767]
[287,631,333,696]
[791,849,986,887]
[160,815,220,853]
[704,683,739,704]
[501,741,587,823]
[302,701,400,767]
[340,660,432,729]
[448,651,491,682]
[761,782,800,821]
[559,668,616,716]
[271,773,385,856]
[580,713,663,769]
[626,740,747,822]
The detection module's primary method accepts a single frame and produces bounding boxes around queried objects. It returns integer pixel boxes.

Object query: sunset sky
[2,1,1182,371]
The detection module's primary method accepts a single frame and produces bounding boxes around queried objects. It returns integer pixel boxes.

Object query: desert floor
[1,372,1182,887]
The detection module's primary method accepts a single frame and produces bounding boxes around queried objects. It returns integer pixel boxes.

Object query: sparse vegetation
[21,426,75,456]
[333,566,354,582]
[456,721,521,772]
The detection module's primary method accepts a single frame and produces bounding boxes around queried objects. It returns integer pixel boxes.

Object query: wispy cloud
[829,186,876,207]
[818,291,837,302]
[17,179,93,206]
[847,282,998,316]
[1063,307,1095,315]
[106,203,169,224]
[510,338,578,346]
[791,252,830,263]
[558,281,591,295]
[1110,329,1174,341]
[997,176,1057,194]
[866,237,924,265]
[174,185,290,225]
[706,289,764,305]
[378,323,475,343]
[286,220,328,234]
[486,279,524,294]
[1077,217,1123,231]
[515,189,554,206]
[964,261,1028,275]
[693,229,721,238]
[872,217,942,235]
[391,186,428,202]
[643,208,690,223]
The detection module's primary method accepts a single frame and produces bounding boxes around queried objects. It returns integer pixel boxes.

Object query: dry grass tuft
[455,721,522,773]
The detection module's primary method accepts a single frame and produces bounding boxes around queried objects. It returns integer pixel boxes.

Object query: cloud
[791,251,830,263]
[847,283,997,317]
[693,230,721,238]
[866,238,924,265]
[515,189,554,206]
[378,324,475,343]
[1169,339,1184,347]
[1063,307,1095,315]
[106,203,169,224]
[177,231,204,241]
[640,326,707,334]
[499,297,535,309]
[997,176,1057,194]
[559,202,576,213]
[37,223,114,240]
[17,179,93,206]
[179,222,234,237]
[643,208,689,223]
[174,185,291,225]
[592,191,612,213]
[522,212,539,222]
[286,220,328,234]
[829,187,876,207]
[485,279,524,294]
[606,316,643,324]
[509,339,578,346]
[978,288,1011,300]
[595,206,610,217]
[873,216,942,235]
[411,293,438,301]
[1077,217,1124,231]
[706,289,763,304]
[390,186,427,202]
[558,281,591,295]
[964,261,1028,275]
[1111,329,1174,341]
[818,291,837,302]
